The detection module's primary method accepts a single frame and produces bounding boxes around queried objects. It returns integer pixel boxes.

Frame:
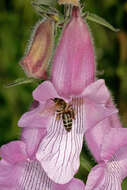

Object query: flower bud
[20,19,54,79]
[58,0,79,6]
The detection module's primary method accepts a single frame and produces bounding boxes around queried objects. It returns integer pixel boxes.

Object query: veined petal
[51,7,95,98]
[0,141,27,164]
[21,128,47,159]
[18,104,51,128]
[0,160,53,190]
[85,129,127,189]
[36,97,85,184]
[85,113,122,162]
[107,145,127,180]
[101,128,127,160]
[0,141,53,190]
[85,163,122,190]
[0,160,24,190]
[18,160,53,190]
[52,178,85,190]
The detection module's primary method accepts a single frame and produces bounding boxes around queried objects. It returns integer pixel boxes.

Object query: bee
[51,98,75,132]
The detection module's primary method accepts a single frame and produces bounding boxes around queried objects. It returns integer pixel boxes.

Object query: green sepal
[32,0,59,15]
[5,78,40,88]
[85,12,120,32]
[32,0,58,7]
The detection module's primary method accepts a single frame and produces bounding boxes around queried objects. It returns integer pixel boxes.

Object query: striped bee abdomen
[62,112,72,132]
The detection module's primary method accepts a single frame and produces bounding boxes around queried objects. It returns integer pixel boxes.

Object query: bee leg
[56,113,61,120]
[67,104,72,109]
[65,104,72,112]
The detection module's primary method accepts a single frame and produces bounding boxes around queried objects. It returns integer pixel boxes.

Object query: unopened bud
[20,19,54,79]
[58,0,79,6]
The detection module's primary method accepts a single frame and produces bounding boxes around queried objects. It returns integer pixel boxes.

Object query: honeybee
[51,98,75,132]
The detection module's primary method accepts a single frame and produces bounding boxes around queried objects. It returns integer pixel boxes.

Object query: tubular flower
[18,79,117,184]
[85,128,127,190]
[85,111,122,162]
[0,141,85,190]
[51,7,95,98]
[20,19,54,79]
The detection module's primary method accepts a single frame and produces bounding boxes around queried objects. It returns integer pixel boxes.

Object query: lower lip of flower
[36,97,85,183]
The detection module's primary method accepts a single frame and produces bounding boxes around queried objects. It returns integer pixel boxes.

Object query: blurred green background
[0,0,127,188]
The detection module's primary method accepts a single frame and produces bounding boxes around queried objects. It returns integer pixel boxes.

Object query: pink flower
[0,141,85,190]
[18,79,117,184]
[85,127,127,190]
[85,111,122,162]
[51,7,95,98]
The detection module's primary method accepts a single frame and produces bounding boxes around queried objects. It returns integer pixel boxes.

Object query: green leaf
[32,0,59,15]
[86,12,120,32]
[32,0,57,7]
[80,155,93,172]
[4,78,39,88]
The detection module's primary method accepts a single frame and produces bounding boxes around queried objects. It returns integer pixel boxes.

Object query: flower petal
[83,80,118,130]
[85,164,105,190]
[0,160,24,190]
[33,81,59,103]
[21,128,47,159]
[85,119,110,162]
[84,99,117,130]
[0,141,27,164]
[51,7,95,98]
[85,163,122,190]
[18,160,53,190]
[85,113,122,162]
[101,128,127,160]
[107,145,127,180]
[18,104,51,128]
[36,97,85,184]
[52,178,85,190]
[82,79,110,104]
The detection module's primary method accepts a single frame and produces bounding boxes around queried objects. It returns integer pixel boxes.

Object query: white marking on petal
[36,97,85,183]
[17,160,52,190]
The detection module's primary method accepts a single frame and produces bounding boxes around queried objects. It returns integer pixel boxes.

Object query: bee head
[50,98,59,103]
[50,98,65,105]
